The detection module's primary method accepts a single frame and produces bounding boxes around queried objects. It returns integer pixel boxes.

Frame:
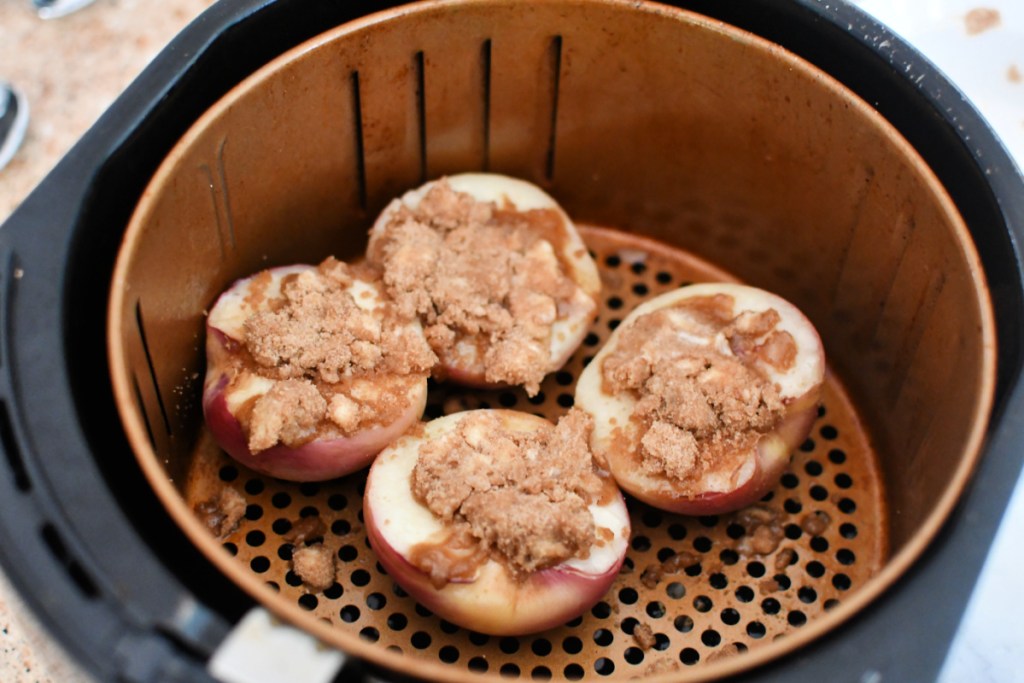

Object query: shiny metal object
[0,83,29,173]
[32,0,96,20]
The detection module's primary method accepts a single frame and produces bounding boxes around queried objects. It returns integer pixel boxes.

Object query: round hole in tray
[107,0,995,680]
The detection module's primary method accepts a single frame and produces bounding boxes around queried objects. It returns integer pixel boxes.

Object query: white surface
[854,0,1024,175]
[852,2,1024,681]
[942,479,1024,683]
[207,608,345,683]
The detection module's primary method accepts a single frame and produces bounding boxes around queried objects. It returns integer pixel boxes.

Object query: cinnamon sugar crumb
[292,545,336,592]
[736,504,785,556]
[659,550,699,574]
[640,564,663,589]
[244,258,434,382]
[706,642,744,663]
[643,658,681,675]
[602,296,791,493]
[248,379,326,451]
[640,550,698,588]
[801,510,831,536]
[285,516,327,545]
[411,409,603,580]
[633,622,657,650]
[369,179,591,395]
[775,547,797,572]
[195,487,246,538]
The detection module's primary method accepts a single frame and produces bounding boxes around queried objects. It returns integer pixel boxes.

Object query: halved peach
[367,173,600,395]
[575,283,825,515]
[364,409,630,635]
[203,263,432,481]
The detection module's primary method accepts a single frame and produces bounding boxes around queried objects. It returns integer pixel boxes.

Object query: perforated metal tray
[182,227,889,680]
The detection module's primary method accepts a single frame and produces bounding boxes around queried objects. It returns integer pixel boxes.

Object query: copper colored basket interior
[107,1,996,681]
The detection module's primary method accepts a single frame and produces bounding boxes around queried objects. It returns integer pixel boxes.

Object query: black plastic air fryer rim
[0,1,1020,682]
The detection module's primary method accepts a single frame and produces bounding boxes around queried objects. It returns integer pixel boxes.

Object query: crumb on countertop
[965,7,1001,35]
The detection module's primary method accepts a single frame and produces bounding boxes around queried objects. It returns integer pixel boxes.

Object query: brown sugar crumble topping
[369,179,591,396]
[232,257,436,452]
[410,409,606,583]
[602,294,796,494]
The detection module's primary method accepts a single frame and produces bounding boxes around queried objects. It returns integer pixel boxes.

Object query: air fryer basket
[106,0,995,681]
[0,1,1021,682]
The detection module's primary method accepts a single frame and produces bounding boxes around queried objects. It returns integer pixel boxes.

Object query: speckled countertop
[0,2,215,680]
[0,0,215,221]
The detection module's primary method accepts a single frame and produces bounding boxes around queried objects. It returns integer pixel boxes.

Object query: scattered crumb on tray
[285,516,327,545]
[642,658,681,675]
[801,510,831,536]
[639,549,700,590]
[292,545,336,592]
[633,622,657,650]
[735,504,784,557]
[706,642,745,663]
[775,547,797,572]
[195,487,246,538]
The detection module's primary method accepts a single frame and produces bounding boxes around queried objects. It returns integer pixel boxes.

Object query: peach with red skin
[202,374,426,482]
[367,173,599,391]
[575,283,825,516]
[629,389,820,515]
[363,410,630,635]
[202,265,429,482]
[364,502,625,635]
